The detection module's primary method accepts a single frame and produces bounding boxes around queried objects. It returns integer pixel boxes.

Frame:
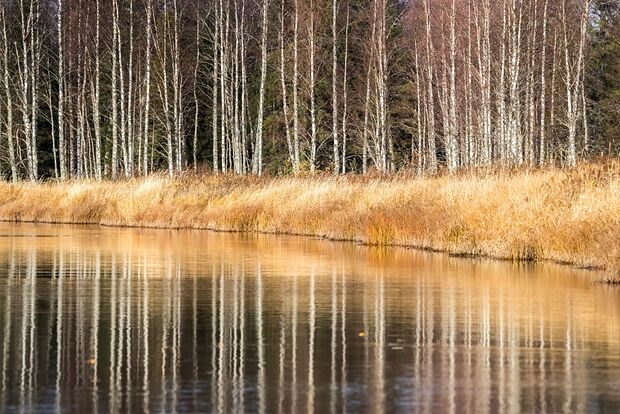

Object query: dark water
[0,223,619,413]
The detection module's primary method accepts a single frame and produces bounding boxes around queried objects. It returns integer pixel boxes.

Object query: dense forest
[0,0,617,180]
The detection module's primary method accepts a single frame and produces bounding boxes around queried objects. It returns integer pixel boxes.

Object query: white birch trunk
[19,0,34,180]
[292,0,300,174]
[173,0,183,172]
[93,0,102,179]
[538,0,549,165]
[193,9,201,170]
[143,0,153,176]
[1,7,16,182]
[212,0,220,173]
[332,0,340,173]
[279,0,294,167]
[423,0,437,173]
[414,41,423,175]
[111,0,119,178]
[341,6,350,174]
[562,0,589,167]
[127,0,135,177]
[447,0,458,173]
[253,0,269,176]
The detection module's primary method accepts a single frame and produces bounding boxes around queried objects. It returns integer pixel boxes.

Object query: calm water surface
[0,222,619,413]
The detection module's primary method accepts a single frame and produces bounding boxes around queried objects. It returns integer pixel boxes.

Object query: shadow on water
[0,222,619,413]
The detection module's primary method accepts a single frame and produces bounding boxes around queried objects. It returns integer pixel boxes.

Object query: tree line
[0,0,617,181]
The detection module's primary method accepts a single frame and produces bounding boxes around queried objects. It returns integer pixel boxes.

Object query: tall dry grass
[0,162,618,273]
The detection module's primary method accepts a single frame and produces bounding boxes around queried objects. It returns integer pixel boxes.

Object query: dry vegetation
[0,162,618,274]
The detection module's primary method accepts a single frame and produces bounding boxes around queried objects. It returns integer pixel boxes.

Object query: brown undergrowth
[0,161,618,274]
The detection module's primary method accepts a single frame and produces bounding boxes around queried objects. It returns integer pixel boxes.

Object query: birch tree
[562,0,590,167]
[143,0,153,176]
[341,4,350,174]
[423,0,437,172]
[332,0,339,174]
[253,0,269,176]
[1,5,16,182]
[279,0,294,167]
[92,0,102,179]
[292,0,300,173]
[111,0,119,178]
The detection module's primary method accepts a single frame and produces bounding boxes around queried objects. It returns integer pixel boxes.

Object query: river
[0,222,618,413]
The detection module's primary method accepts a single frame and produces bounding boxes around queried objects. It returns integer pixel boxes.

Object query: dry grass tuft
[0,161,618,273]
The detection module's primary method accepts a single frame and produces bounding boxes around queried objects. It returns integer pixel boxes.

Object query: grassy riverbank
[0,162,618,276]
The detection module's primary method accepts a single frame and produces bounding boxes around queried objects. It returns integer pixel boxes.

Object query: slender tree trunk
[1,7,16,182]
[219,0,228,173]
[341,5,350,174]
[173,0,183,172]
[497,0,508,163]
[447,0,458,173]
[253,0,269,176]
[232,0,241,173]
[92,0,101,179]
[292,0,300,174]
[240,0,248,173]
[414,41,423,175]
[332,0,340,174]
[30,0,39,180]
[111,0,119,178]
[127,0,135,177]
[481,0,492,164]
[582,70,589,152]
[143,0,153,176]
[160,0,174,176]
[507,0,524,165]
[362,59,372,174]
[376,0,388,172]
[526,0,538,166]
[78,45,88,178]
[562,0,589,167]
[117,0,129,177]
[279,0,294,167]
[423,0,437,173]
[539,0,549,165]
[193,8,201,170]
[19,0,34,180]
[212,0,220,173]
[464,1,473,167]
[549,32,558,163]
[47,62,58,179]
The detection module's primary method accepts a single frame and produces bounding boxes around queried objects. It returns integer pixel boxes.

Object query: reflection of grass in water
[0,161,618,273]
[597,272,620,285]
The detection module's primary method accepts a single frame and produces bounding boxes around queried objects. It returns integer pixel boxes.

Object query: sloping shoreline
[0,163,618,277]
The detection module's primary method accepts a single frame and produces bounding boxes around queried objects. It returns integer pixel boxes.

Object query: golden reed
[0,161,618,275]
